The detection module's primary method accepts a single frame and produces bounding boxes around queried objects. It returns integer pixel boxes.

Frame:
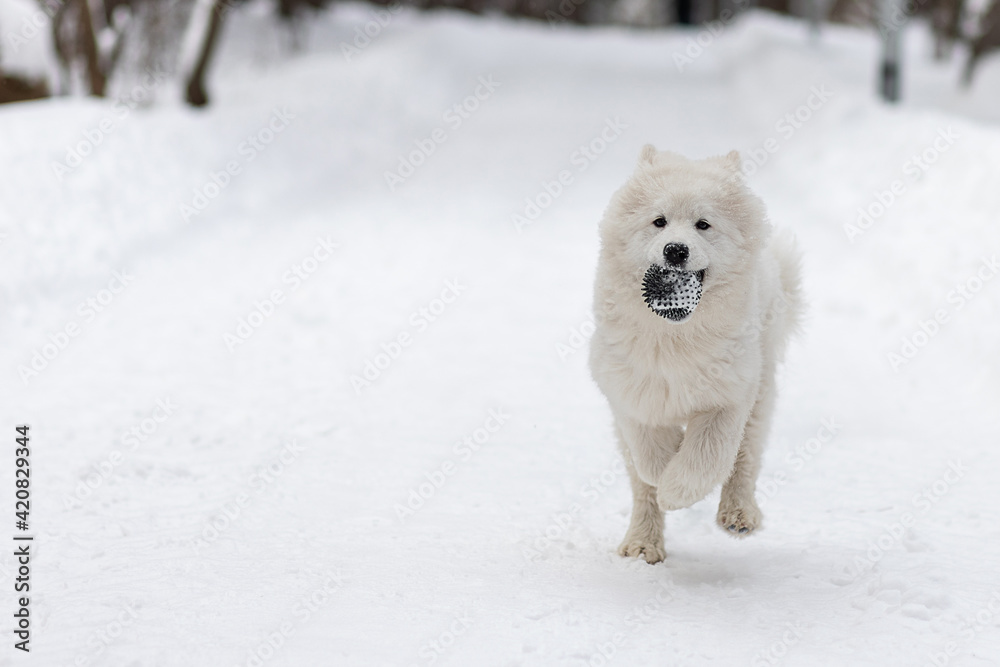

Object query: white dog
[589,146,802,564]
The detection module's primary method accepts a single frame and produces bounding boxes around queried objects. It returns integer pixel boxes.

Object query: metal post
[879,0,904,102]
[808,0,822,43]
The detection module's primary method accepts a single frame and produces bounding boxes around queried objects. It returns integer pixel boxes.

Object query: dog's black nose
[663,243,689,267]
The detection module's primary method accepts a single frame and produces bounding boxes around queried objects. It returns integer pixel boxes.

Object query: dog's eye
[695,219,711,230]
[653,217,667,228]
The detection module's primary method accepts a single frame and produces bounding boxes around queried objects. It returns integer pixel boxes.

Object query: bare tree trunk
[964,0,1000,85]
[52,0,128,97]
[51,1,73,95]
[77,0,107,96]
[944,0,964,42]
[917,0,966,59]
[183,0,227,107]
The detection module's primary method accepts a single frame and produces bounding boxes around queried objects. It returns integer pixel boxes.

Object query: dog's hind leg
[716,372,774,537]
[616,423,681,564]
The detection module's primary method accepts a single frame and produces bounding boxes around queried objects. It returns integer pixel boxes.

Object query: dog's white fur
[589,145,802,564]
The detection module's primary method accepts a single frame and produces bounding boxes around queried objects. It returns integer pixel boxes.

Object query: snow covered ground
[2,5,1000,666]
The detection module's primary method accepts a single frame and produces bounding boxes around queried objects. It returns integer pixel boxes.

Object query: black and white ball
[642,265,705,323]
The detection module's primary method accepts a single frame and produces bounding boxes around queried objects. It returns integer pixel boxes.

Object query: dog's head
[598,145,769,323]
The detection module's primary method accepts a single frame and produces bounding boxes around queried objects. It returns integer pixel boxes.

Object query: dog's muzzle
[642,265,705,323]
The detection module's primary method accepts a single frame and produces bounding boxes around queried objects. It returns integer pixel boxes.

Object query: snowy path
[1,6,1000,666]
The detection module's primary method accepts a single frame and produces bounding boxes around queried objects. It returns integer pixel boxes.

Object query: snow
[0,0,57,81]
[2,5,1000,666]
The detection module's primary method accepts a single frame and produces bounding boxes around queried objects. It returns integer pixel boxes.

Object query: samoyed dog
[589,146,802,564]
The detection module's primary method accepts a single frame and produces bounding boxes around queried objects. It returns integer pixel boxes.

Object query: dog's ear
[723,150,742,173]
[638,144,658,165]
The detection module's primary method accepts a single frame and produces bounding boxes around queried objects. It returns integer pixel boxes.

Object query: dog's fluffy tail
[769,228,805,361]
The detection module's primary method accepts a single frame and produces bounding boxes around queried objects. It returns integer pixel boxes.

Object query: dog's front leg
[616,416,682,486]
[615,417,683,563]
[655,404,752,511]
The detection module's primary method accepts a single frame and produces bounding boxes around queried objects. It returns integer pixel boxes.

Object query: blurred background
[1,0,999,105]
[1,0,999,665]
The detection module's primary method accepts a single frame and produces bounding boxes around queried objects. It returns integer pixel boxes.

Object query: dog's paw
[618,538,666,564]
[716,501,762,538]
